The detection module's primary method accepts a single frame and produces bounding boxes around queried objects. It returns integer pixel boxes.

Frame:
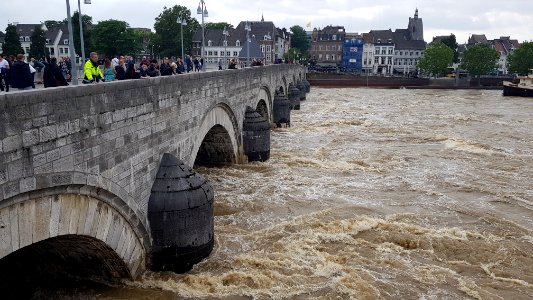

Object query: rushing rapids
[25,88,533,299]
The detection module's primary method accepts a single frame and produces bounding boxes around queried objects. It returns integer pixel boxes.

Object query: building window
[375,57,379,64]
[319,54,323,60]
[375,48,379,54]
[25,47,30,54]
[19,36,24,42]
[266,54,271,61]
[381,49,386,55]
[49,48,54,55]
[214,51,218,56]
[227,51,231,56]
[236,40,240,47]
[260,45,265,53]
[25,36,30,42]
[332,35,337,40]
[233,51,238,56]
[319,45,323,51]
[46,39,50,44]
[208,51,212,56]
[64,47,68,54]
[59,48,64,54]
[266,45,271,52]
[64,39,69,45]
[388,48,393,55]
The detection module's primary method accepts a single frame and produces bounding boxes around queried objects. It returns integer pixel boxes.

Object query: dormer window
[46,39,50,44]
[236,40,240,47]
[208,40,212,47]
[377,39,381,43]
[24,36,30,42]
[64,39,69,45]
[19,36,24,41]
[388,39,392,43]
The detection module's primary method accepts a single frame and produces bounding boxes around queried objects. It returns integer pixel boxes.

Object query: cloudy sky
[3,0,533,43]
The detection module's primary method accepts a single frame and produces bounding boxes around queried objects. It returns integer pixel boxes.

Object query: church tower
[408,8,424,41]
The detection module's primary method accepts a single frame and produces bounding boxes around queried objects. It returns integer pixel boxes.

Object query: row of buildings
[190,16,291,66]
[310,9,522,75]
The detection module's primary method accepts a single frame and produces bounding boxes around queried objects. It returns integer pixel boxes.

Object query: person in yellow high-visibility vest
[83,52,104,84]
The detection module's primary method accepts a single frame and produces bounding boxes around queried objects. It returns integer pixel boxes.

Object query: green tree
[461,43,499,84]
[418,43,454,78]
[440,34,459,63]
[91,20,138,57]
[154,5,200,58]
[290,25,309,54]
[508,42,533,75]
[29,25,48,60]
[2,24,24,57]
[205,22,233,30]
[69,12,93,57]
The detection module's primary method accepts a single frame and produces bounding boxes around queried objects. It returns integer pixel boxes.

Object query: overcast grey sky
[3,0,533,43]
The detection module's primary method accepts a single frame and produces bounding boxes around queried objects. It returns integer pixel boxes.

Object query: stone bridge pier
[0,64,308,287]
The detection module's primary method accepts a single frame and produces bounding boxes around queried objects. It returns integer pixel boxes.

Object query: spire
[261,13,264,22]
[414,8,418,19]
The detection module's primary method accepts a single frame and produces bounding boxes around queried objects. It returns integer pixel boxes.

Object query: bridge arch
[189,103,240,166]
[256,86,272,122]
[0,185,147,283]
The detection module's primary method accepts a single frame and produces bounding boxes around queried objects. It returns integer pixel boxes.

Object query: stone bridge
[0,65,307,283]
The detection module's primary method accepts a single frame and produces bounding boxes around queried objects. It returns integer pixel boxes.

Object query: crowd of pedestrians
[0,54,73,92]
[0,50,271,92]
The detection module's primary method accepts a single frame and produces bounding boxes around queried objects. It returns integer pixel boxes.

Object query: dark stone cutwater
[25,88,533,299]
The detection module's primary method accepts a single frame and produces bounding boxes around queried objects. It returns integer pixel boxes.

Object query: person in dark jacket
[10,54,34,90]
[114,56,126,80]
[125,62,140,79]
[159,57,173,76]
[43,57,68,88]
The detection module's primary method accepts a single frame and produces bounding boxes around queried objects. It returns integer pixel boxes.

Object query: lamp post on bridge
[245,21,251,67]
[77,0,91,67]
[65,0,78,85]
[222,26,229,69]
[197,0,208,72]
[176,16,187,60]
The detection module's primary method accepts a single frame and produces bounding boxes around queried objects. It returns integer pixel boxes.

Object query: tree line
[418,34,533,78]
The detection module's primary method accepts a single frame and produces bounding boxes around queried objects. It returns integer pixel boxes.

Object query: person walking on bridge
[83,52,104,84]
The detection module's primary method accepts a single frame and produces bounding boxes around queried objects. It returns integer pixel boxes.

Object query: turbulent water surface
[50,88,533,299]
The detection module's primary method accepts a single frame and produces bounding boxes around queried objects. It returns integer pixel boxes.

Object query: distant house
[367,29,395,75]
[491,36,520,74]
[341,34,364,72]
[310,25,346,65]
[192,18,290,65]
[10,23,77,64]
[468,34,489,45]
[461,34,520,74]
[362,9,426,75]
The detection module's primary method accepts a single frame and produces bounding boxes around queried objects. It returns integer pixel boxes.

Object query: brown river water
[39,88,532,299]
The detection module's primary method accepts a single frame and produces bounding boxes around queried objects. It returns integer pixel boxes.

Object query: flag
[306,22,311,28]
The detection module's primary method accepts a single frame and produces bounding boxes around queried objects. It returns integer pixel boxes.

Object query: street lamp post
[65,0,78,85]
[177,16,187,60]
[223,26,229,69]
[245,21,251,67]
[197,0,208,72]
[77,0,90,67]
